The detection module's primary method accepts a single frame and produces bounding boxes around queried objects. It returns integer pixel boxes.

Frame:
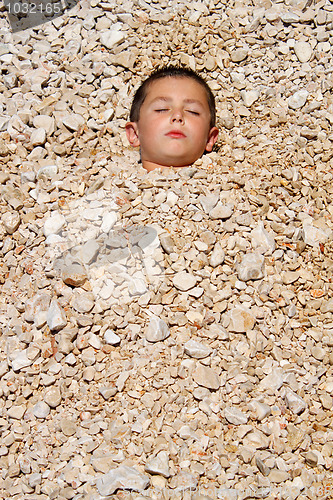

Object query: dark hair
[129,66,216,128]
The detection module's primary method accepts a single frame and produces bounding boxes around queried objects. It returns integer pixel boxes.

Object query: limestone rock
[237,253,264,281]
[228,306,256,333]
[145,451,170,478]
[46,299,67,331]
[145,315,170,342]
[96,466,150,496]
[173,271,197,291]
[193,364,220,390]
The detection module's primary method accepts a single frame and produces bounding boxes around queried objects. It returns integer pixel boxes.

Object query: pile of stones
[0,0,333,498]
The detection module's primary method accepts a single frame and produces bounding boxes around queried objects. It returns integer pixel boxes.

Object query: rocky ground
[0,0,333,499]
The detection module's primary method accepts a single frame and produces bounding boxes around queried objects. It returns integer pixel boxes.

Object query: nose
[170,108,184,123]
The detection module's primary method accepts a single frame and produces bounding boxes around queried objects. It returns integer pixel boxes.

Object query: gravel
[1,0,333,498]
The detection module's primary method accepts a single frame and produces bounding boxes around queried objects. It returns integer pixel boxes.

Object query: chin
[164,156,197,167]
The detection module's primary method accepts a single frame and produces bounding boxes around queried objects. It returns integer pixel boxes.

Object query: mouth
[166,130,186,139]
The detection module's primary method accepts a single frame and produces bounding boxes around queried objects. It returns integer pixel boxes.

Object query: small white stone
[43,212,66,237]
[78,239,100,265]
[228,306,256,333]
[184,340,212,359]
[237,253,265,281]
[98,281,115,300]
[128,278,147,296]
[231,47,249,62]
[37,164,58,179]
[303,222,330,247]
[193,364,220,390]
[11,350,33,371]
[63,113,85,132]
[100,29,125,49]
[30,127,46,146]
[209,202,233,220]
[33,401,50,419]
[99,386,117,400]
[2,211,20,234]
[173,271,197,291]
[101,212,118,233]
[240,89,260,107]
[29,473,42,488]
[145,315,170,343]
[72,292,94,313]
[285,388,307,414]
[248,401,271,421]
[280,11,299,23]
[260,368,284,391]
[62,263,88,287]
[294,41,312,62]
[7,404,26,419]
[288,89,309,110]
[33,115,55,135]
[104,329,121,345]
[44,387,62,408]
[46,299,67,331]
[65,353,76,365]
[210,243,225,267]
[145,451,170,478]
[251,222,275,254]
[224,406,248,425]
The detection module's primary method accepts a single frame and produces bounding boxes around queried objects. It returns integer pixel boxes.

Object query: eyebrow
[150,97,205,107]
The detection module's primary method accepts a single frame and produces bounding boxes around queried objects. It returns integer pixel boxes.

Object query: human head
[126,66,219,171]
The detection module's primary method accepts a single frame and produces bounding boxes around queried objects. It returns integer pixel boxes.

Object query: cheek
[192,121,210,142]
[140,117,164,137]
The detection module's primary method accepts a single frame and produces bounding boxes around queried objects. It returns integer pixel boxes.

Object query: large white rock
[96,466,150,496]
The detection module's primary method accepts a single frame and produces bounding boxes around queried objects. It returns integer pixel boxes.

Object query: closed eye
[186,110,200,115]
[155,108,169,112]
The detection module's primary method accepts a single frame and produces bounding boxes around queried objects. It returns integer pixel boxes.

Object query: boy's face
[126,77,219,171]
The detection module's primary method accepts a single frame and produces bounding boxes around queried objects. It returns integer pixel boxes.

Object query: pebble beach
[0,0,333,498]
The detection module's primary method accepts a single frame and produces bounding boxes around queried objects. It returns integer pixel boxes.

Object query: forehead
[144,76,209,105]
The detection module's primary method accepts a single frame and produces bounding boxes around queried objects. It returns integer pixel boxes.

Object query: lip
[166,130,186,138]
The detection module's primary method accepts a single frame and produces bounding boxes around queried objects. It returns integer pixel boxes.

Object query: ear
[205,127,219,152]
[125,122,140,147]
